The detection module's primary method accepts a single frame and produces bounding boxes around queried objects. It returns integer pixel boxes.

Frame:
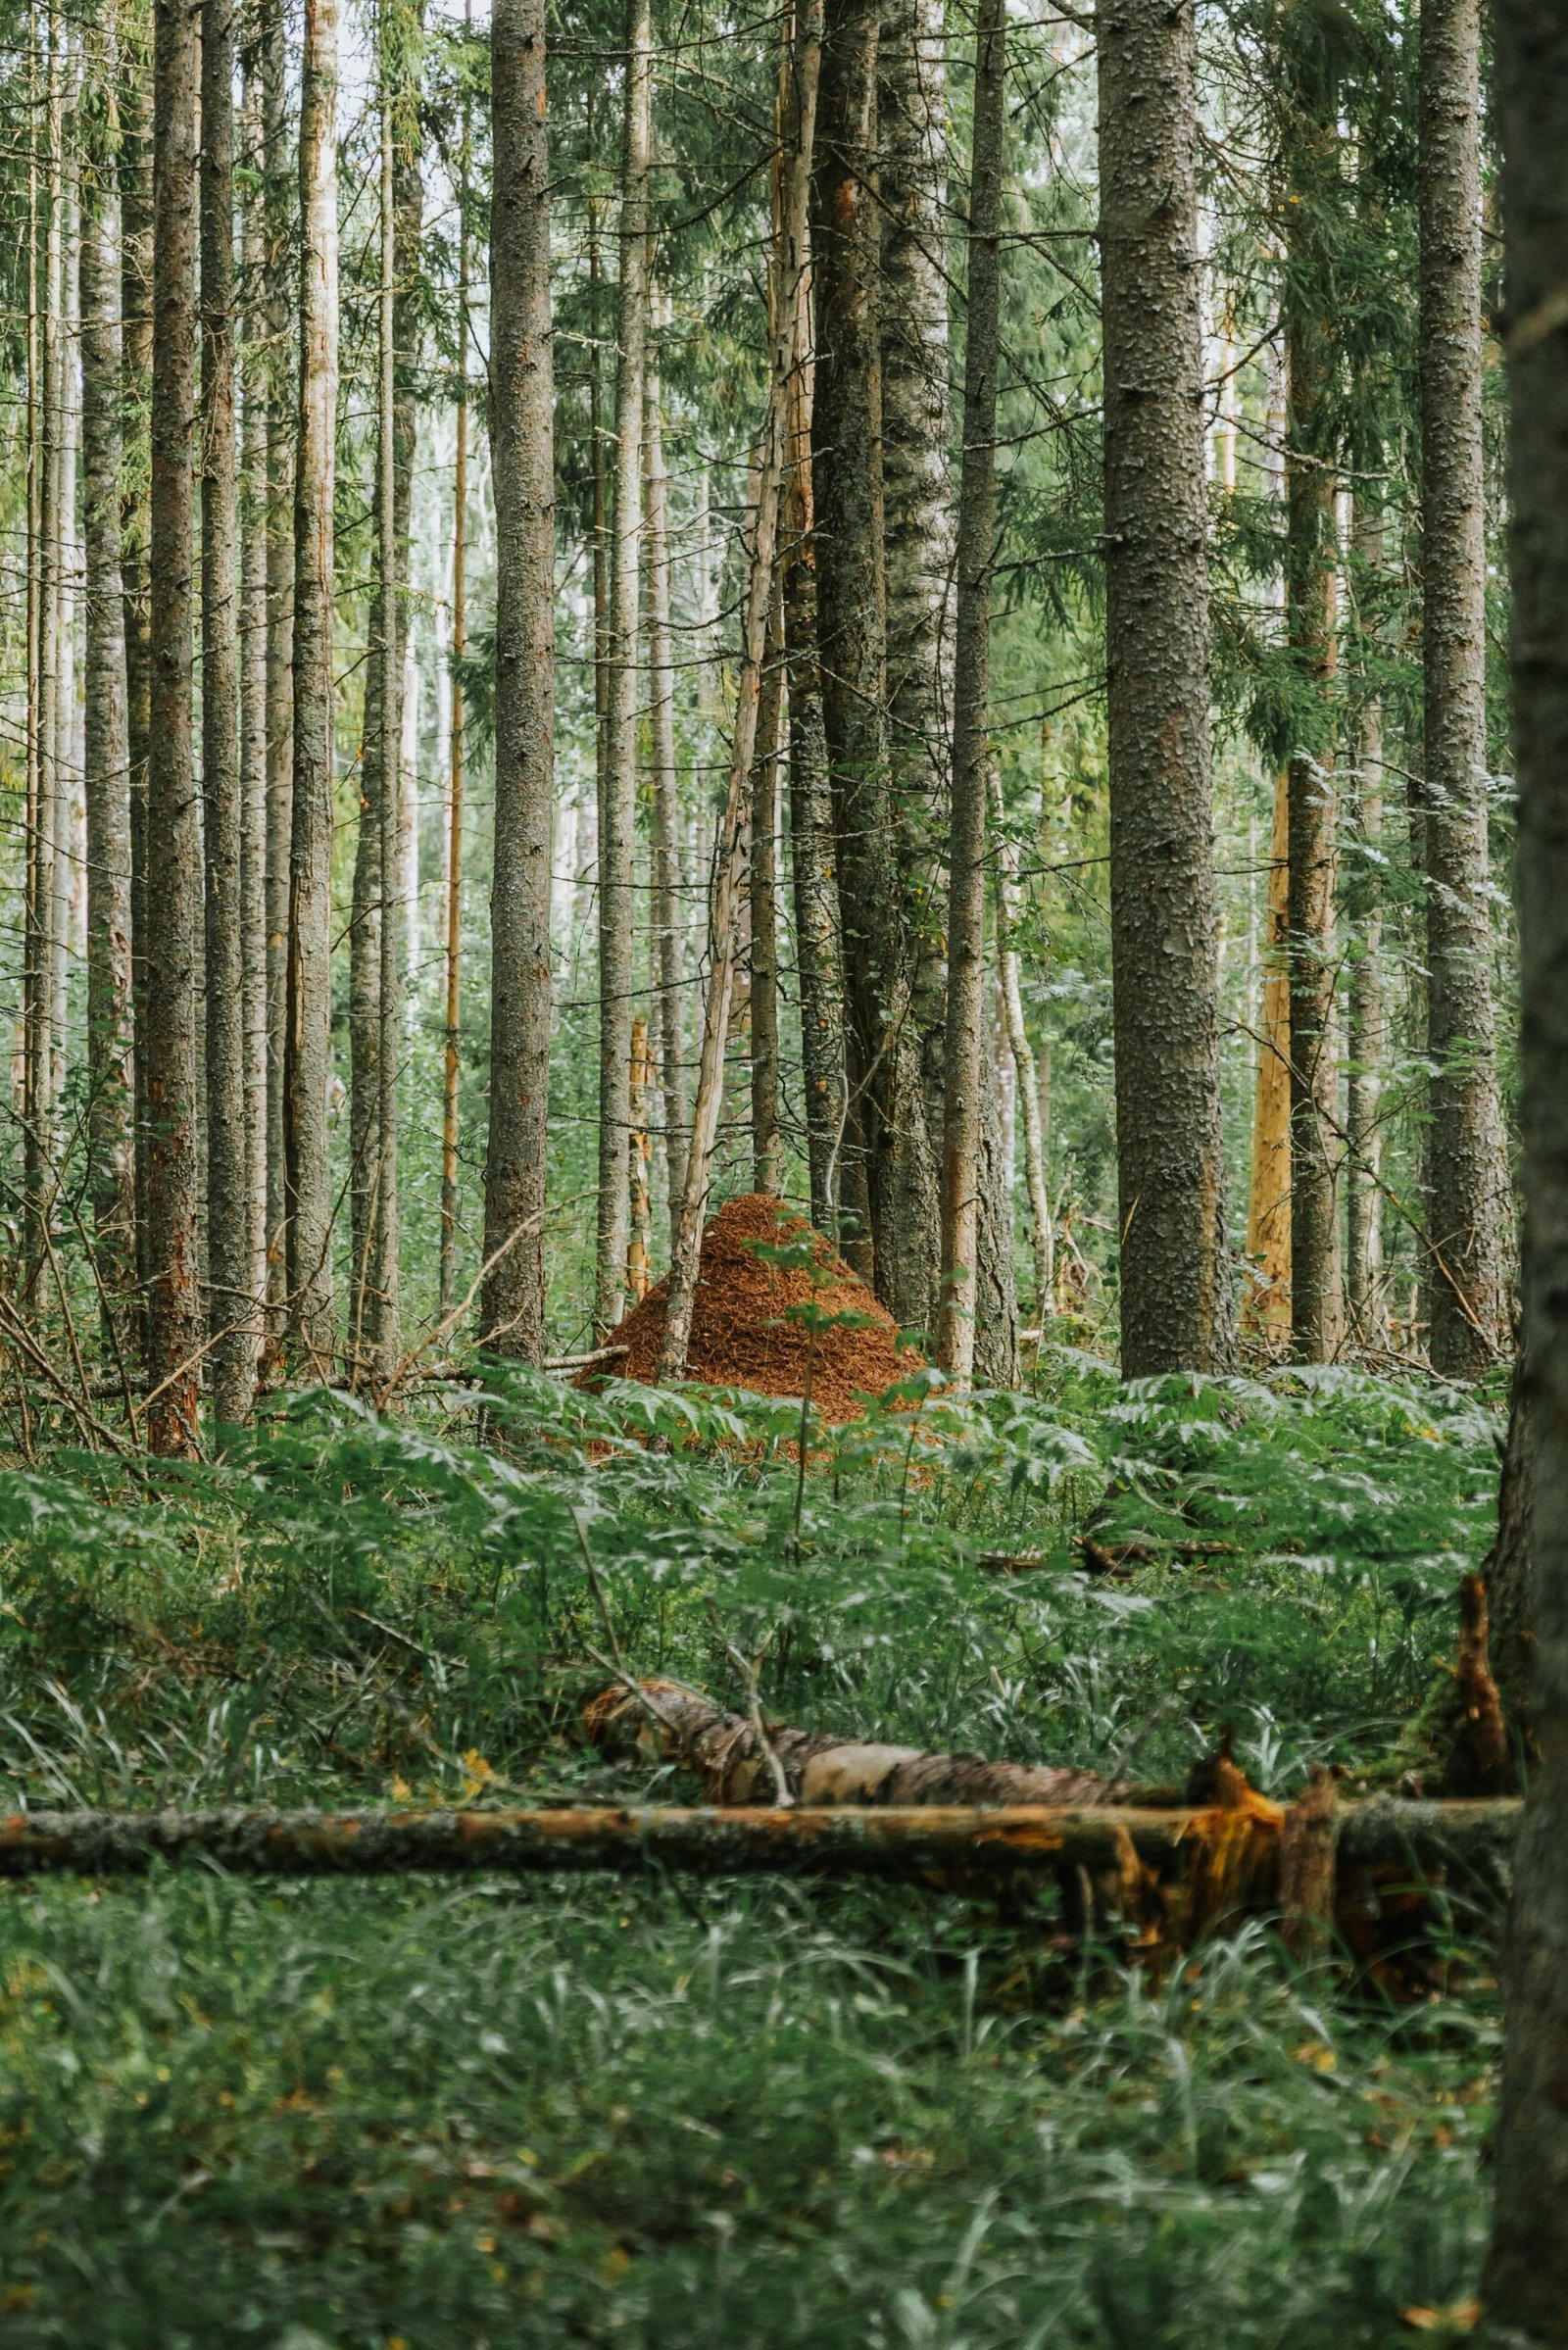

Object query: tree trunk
[120,32,154,1337]
[812,0,933,1325]
[480,0,556,1363]
[594,0,651,1343]
[202,0,254,1427]
[1282,6,1343,1364]
[993,768,1052,1323]
[1244,768,1292,1344]
[1345,495,1387,1346]
[261,0,293,1335]
[285,0,340,1374]
[1096,0,1232,1377]
[239,63,270,1330]
[659,1,819,1383]
[25,27,64,1275]
[878,0,953,1187]
[1418,0,1509,1380]
[749,610,786,1197]
[1486,1346,1536,1739]
[145,0,204,1453]
[643,352,689,1253]
[936,0,1004,1388]
[780,129,848,1239]
[80,72,136,1309]
[1478,9,1568,2328]
[440,56,468,1319]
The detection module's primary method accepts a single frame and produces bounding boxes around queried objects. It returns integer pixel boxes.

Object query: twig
[703,1596,793,1808]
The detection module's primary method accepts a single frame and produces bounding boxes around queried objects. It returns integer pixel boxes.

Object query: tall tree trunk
[202,0,253,1427]
[749,611,785,1197]
[261,0,293,1333]
[1478,8,1568,2326]
[878,0,953,1183]
[1345,494,1387,1346]
[1282,4,1343,1363]
[80,63,136,1307]
[992,769,1052,1322]
[643,352,689,1252]
[812,0,931,1324]
[1418,0,1509,1379]
[25,22,64,1274]
[440,23,468,1318]
[659,0,819,1383]
[594,0,651,1342]
[145,0,203,1453]
[285,0,339,1373]
[120,28,154,1338]
[936,0,1004,1387]
[480,0,556,1363]
[1096,0,1232,1377]
[239,64,270,1327]
[780,106,847,1239]
[1244,768,1293,1344]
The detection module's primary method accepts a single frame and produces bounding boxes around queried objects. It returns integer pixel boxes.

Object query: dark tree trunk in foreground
[936,0,1004,1386]
[1096,0,1231,1378]
[146,0,204,1453]
[1282,3,1343,1363]
[481,0,556,1363]
[202,0,255,1426]
[1418,0,1509,1379]
[1487,1346,1536,1740]
[593,0,650,1342]
[80,85,136,1306]
[285,0,340,1373]
[813,0,932,1324]
[1479,12,1568,2330]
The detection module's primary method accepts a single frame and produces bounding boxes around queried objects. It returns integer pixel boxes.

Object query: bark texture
[936,0,1004,1386]
[1481,11,1568,2330]
[1244,769,1292,1343]
[262,0,293,1329]
[594,0,651,1343]
[202,0,254,1425]
[1345,499,1386,1346]
[120,42,155,1333]
[80,88,136,1305]
[145,0,203,1452]
[1418,0,1509,1378]
[749,620,786,1196]
[285,0,340,1372]
[481,0,556,1362]
[1096,0,1232,1376]
[644,361,689,1251]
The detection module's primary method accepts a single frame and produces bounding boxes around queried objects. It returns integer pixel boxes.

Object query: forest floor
[0,1350,1510,2347]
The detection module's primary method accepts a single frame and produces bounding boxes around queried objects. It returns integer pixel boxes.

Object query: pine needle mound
[590,1192,922,1421]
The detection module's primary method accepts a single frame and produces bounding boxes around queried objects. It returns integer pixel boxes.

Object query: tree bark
[594,0,651,1343]
[1282,6,1343,1364]
[1096,0,1232,1377]
[480,0,556,1363]
[80,70,136,1309]
[937,0,1004,1387]
[120,32,154,1341]
[750,611,786,1197]
[1244,769,1292,1344]
[285,0,340,1374]
[1479,9,1568,2329]
[239,63,270,1328]
[261,0,293,1334]
[25,26,65,1275]
[643,354,689,1252]
[202,0,254,1427]
[1345,495,1387,1346]
[813,0,933,1324]
[145,0,204,1453]
[440,55,468,1319]
[993,770,1052,1322]
[780,128,848,1239]
[1418,0,1509,1380]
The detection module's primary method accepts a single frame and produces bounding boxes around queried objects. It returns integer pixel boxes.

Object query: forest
[2,0,1568,2336]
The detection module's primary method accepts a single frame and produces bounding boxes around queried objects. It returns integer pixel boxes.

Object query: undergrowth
[0,1351,1508,2345]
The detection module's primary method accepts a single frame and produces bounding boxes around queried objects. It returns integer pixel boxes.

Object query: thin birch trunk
[643,348,689,1253]
[120,30,154,1337]
[936,0,1004,1387]
[1345,494,1386,1346]
[480,0,556,1363]
[594,0,652,1343]
[285,0,340,1373]
[262,0,293,1332]
[80,50,136,1306]
[145,0,203,1453]
[440,295,466,1314]
[202,0,254,1426]
[25,20,64,1274]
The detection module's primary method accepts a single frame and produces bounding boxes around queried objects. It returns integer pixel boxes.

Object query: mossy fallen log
[0,1794,1518,1885]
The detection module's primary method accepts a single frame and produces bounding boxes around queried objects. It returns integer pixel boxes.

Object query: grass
[0,1351,1510,2345]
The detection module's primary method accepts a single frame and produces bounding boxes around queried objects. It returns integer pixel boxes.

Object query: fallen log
[0,1795,1519,1885]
